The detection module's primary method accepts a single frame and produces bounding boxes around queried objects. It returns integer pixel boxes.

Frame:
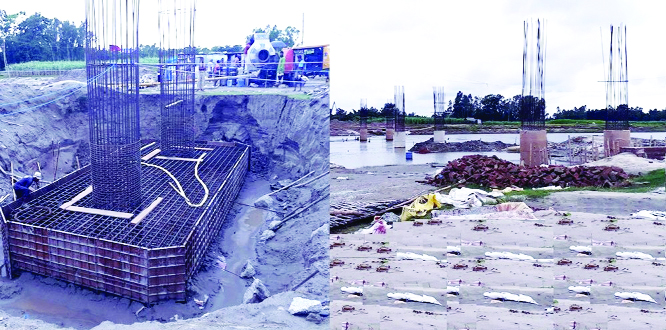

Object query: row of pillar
[359,127,629,166]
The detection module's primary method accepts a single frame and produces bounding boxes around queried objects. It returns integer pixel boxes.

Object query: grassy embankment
[498,168,665,200]
[5,58,160,71]
[356,118,666,129]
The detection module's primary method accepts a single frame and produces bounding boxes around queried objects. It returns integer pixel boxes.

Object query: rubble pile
[428,155,631,189]
[409,138,516,153]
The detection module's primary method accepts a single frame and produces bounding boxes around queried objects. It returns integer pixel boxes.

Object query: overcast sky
[4,1,666,116]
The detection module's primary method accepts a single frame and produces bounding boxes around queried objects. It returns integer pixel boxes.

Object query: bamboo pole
[10,163,15,201]
[53,142,60,182]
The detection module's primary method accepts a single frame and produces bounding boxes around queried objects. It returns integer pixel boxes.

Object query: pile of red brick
[429,155,630,189]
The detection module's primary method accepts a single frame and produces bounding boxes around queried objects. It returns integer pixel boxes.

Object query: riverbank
[330,152,665,232]
[330,120,666,136]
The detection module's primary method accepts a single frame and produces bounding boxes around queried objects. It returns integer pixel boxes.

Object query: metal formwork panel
[1,142,249,304]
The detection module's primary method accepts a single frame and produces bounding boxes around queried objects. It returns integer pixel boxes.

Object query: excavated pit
[0,78,329,329]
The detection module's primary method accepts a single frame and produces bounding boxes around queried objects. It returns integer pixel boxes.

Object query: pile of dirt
[582,152,666,176]
[409,138,516,153]
[428,155,630,189]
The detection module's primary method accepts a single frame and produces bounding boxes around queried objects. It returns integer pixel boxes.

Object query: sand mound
[582,152,664,176]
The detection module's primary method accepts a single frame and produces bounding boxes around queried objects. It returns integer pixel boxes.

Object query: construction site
[0,1,329,329]
[330,21,665,330]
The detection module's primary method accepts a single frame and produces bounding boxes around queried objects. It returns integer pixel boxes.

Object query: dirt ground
[330,157,665,329]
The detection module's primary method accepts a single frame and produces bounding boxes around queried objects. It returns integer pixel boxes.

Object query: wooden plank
[131,197,164,225]
[165,100,183,109]
[207,141,235,147]
[64,206,134,219]
[155,156,202,162]
[60,186,93,209]
[140,141,156,151]
[142,149,161,161]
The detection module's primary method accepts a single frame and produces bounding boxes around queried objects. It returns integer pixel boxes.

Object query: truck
[290,44,329,79]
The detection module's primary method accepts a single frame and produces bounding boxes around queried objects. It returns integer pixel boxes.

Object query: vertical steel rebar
[394,86,406,132]
[605,24,629,130]
[159,0,197,157]
[86,0,142,210]
[520,19,546,130]
[359,99,368,128]
[433,86,446,130]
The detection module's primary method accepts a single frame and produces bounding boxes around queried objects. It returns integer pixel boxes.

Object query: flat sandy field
[330,162,666,329]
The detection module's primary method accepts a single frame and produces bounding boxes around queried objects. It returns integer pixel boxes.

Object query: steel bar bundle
[520,19,547,130]
[159,0,197,156]
[433,86,446,131]
[359,99,368,128]
[85,0,142,210]
[605,24,629,130]
[394,86,406,132]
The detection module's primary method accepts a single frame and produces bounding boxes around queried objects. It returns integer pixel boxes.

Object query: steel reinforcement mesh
[385,112,395,130]
[520,19,546,130]
[394,86,406,132]
[86,0,142,209]
[605,25,629,131]
[605,105,629,130]
[433,87,447,131]
[1,143,248,303]
[159,0,197,156]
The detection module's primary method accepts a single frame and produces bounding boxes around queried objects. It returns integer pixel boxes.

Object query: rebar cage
[159,0,197,156]
[433,87,446,131]
[394,86,406,132]
[520,19,546,130]
[605,24,629,131]
[359,99,368,128]
[86,0,142,210]
[1,142,249,303]
[385,106,395,130]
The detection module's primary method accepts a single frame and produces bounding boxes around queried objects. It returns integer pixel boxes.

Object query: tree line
[1,10,298,70]
[331,90,666,122]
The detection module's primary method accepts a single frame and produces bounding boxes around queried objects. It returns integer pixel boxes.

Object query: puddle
[209,178,271,309]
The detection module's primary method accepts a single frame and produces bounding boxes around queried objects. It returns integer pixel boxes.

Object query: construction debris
[288,297,323,315]
[428,155,630,189]
[409,138,516,154]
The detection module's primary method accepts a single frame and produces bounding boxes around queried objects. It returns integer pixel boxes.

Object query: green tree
[10,13,54,63]
[478,94,504,121]
[248,25,300,47]
[0,10,24,70]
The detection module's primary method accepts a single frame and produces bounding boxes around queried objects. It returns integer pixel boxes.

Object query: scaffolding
[1,142,249,303]
[159,0,197,156]
[85,0,142,210]
[520,19,546,130]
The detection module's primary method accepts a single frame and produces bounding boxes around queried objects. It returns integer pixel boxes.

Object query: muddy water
[331,132,666,169]
[210,179,271,308]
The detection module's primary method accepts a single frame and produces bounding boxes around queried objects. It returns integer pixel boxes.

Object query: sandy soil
[582,152,665,176]
[329,162,666,330]
[331,164,436,205]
